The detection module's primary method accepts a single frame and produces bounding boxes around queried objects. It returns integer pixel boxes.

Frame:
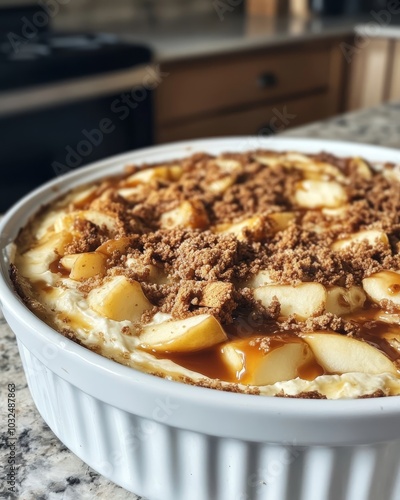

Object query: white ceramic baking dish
[1,138,400,500]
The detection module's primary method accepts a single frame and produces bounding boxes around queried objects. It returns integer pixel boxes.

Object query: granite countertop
[121,15,358,63]
[282,101,400,148]
[1,101,399,500]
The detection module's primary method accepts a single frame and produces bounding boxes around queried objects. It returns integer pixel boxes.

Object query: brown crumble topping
[179,376,261,395]
[278,313,361,336]
[15,150,400,328]
[51,151,400,304]
[358,390,387,398]
[379,299,400,313]
[12,149,400,398]
[276,391,327,399]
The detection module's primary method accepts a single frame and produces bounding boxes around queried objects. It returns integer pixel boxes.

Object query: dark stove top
[0,32,152,92]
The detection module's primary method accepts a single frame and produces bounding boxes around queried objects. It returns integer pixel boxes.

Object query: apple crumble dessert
[10,150,400,398]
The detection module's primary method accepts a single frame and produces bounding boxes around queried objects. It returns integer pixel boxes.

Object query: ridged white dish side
[17,340,400,500]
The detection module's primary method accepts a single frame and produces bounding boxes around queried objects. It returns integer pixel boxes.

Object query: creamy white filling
[14,266,400,399]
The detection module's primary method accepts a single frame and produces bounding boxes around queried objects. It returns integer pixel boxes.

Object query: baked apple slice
[139,314,227,353]
[295,180,347,208]
[254,283,327,320]
[363,271,400,309]
[302,332,397,375]
[244,269,275,288]
[62,252,107,280]
[160,201,209,230]
[19,231,73,275]
[332,230,389,251]
[325,286,366,316]
[126,165,182,186]
[214,216,265,242]
[221,338,315,385]
[88,276,153,322]
[268,212,295,232]
[96,237,132,256]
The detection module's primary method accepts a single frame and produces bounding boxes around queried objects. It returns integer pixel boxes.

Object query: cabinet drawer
[157,92,331,143]
[156,47,330,124]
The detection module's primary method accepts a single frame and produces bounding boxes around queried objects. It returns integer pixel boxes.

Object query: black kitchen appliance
[0,5,153,211]
[308,0,345,16]
[309,0,392,15]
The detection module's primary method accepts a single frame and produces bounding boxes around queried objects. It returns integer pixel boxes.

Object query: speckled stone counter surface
[283,101,400,148]
[0,101,399,500]
[0,308,139,500]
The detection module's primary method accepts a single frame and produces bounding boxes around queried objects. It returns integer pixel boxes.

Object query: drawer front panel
[157,92,331,143]
[157,48,330,124]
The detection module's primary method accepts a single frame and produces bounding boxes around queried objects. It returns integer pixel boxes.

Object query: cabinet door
[389,40,400,101]
[156,47,330,124]
[346,38,391,110]
[157,92,331,143]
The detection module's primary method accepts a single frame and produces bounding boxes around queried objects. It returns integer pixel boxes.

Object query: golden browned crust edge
[358,389,387,398]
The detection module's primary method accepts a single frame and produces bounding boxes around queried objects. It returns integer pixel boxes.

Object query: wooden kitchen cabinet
[346,38,400,110]
[158,93,331,143]
[155,37,348,143]
[389,40,400,101]
[346,39,392,110]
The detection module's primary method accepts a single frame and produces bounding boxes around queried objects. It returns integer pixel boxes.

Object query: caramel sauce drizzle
[34,280,54,293]
[349,309,400,363]
[154,325,326,384]
[49,257,70,277]
[155,308,400,385]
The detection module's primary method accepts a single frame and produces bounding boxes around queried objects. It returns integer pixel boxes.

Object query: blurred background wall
[2,0,223,31]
